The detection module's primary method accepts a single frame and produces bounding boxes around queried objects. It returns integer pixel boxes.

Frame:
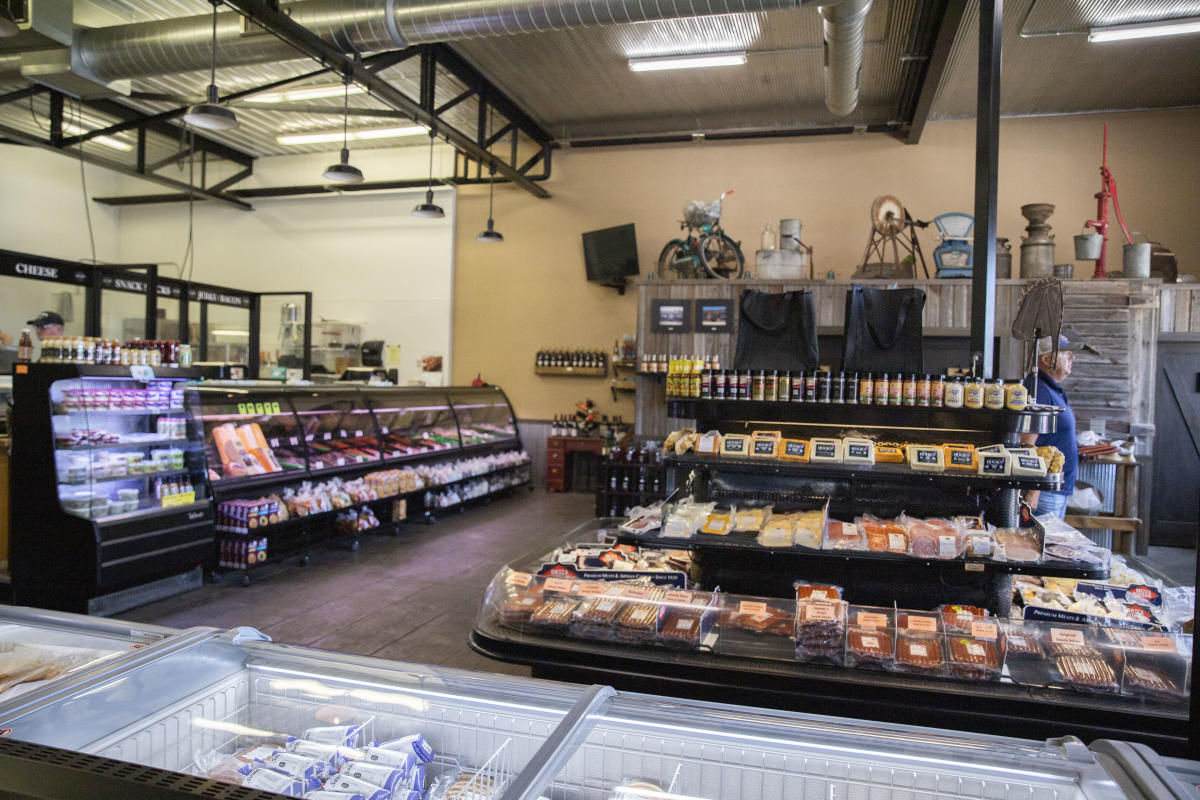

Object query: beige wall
[452,109,1200,420]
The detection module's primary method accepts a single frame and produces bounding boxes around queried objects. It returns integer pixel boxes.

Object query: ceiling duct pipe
[2,0,872,115]
[818,0,873,116]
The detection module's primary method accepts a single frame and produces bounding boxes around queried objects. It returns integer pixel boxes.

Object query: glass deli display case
[0,625,1194,800]
[189,384,528,577]
[9,365,215,615]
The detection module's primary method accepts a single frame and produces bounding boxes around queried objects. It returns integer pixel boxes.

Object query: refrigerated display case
[0,624,1195,800]
[189,383,529,578]
[9,365,215,615]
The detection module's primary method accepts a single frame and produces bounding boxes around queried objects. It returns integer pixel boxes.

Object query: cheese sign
[784,440,808,458]
[846,443,871,459]
[979,454,1010,475]
[814,442,838,458]
[1018,457,1042,469]
[949,450,974,467]
[752,439,777,456]
[917,449,939,464]
[723,437,746,454]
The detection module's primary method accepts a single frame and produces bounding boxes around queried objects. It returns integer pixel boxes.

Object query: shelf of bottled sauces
[535,350,609,370]
[665,363,1031,411]
[33,337,194,368]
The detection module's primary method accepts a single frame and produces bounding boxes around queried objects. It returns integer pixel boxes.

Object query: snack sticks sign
[536,562,687,589]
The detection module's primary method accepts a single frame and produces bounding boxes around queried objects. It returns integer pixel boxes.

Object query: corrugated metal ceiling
[3,0,1198,166]
[930,0,1200,119]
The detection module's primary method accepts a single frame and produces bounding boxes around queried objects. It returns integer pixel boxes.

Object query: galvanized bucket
[1074,233,1102,260]
[1123,242,1151,277]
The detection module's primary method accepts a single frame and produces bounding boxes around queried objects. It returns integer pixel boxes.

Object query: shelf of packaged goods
[667,398,1061,435]
[56,438,193,452]
[664,452,1063,492]
[426,478,532,510]
[469,617,1190,758]
[58,468,196,487]
[52,407,186,420]
[618,526,1108,579]
[535,366,607,377]
[91,498,211,524]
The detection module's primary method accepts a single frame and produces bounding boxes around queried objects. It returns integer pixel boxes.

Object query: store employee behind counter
[1021,330,1094,519]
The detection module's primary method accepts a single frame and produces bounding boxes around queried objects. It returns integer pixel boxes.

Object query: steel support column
[969,0,1002,379]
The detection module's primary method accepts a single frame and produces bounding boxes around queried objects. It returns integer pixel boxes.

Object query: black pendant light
[183,1,238,131]
[475,109,503,242]
[0,2,20,38]
[323,79,364,184]
[412,128,444,218]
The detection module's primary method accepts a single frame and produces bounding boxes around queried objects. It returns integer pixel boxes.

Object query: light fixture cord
[342,78,350,153]
[427,130,435,190]
[486,107,495,220]
[208,1,218,89]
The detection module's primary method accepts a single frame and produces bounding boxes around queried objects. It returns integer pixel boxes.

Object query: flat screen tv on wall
[582,223,639,291]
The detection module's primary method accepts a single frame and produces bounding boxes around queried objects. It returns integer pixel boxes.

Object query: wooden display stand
[1066,456,1141,555]
[545,435,604,492]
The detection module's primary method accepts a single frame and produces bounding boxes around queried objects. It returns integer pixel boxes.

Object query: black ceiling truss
[90,35,553,206]
[895,0,968,145]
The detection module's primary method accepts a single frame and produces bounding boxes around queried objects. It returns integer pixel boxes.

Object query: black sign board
[752,439,776,455]
[949,449,975,467]
[981,455,1009,473]
[724,437,745,452]
[1018,456,1042,470]
[814,442,838,459]
[916,448,939,464]
[846,443,871,459]
[784,440,808,458]
[0,249,91,286]
[651,299,690,333]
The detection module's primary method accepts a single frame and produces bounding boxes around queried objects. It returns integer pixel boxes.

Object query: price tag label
[339,429,348,439]
[909,643,929,658]
[624,587,652,600]
[888,533,907,551]
[130,365,155,381]
[1050,628,1085,646]
[665,590,694,605]
[966,643,986,658]
[161,492,195,508]
[305,434,314,442]
[860,635,880,649]
[1140,635,1176,652]
[544,578,574,593]
[971,621,999,641]
[381,427,389,435]
[906,615,938,633]
[938,535,958,558]
[289,437,299,446]
[739,601,768,616]
[268,438,280,448]
[323,432,332,441]
[509,572,532,587]
[723,437,746,453]
[804,603,837,622]
[857,612,888,629]
[579,582,605,596]
[355,430,363,438]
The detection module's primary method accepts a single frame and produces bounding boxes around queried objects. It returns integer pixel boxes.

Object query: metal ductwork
[819,0,873,116]
[2,0,874,115]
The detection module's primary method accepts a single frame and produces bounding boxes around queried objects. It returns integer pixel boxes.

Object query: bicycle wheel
[658,239,694,279]
[699,233,745,279]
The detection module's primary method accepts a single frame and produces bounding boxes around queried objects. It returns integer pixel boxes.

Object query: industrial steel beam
[92,177,446,205]
[221,1,551,198]
[904,0,968,144]
[0,85,46,106]
[80,96,254,167]
[970,0,1002,378]
[0,121,253,211]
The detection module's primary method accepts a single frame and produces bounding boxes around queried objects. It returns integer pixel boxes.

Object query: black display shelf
[52,407,186,419]
[58,438,192,452]
[470,614,1191,758]
[665,452,1063,492]
[668,398,1061,436]
[60,468,193,487]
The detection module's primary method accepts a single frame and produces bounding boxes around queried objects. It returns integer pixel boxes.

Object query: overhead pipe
[818,0,874,116]
[2,0,874,115]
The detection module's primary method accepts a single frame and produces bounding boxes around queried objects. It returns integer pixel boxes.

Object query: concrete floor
[122,489,595,677]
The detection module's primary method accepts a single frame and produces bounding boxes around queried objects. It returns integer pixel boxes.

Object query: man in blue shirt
[1021,330,1088,519]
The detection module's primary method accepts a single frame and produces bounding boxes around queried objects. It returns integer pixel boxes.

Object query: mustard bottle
[1006,380,1029,410]
[984,378,1006,410]
[964,376,985,409]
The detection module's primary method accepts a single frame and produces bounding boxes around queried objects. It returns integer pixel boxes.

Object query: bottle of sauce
[17,329,33,364]
[902,374,917,406]
[859,373,874,405]
[984,378,1006,410]
[1006,379,1029,410]
[691,356,704,398]
[889,373,903,406]
[804,370,817,403]
[751,369,766,401]
[792,371,806,402]
[737,369,750,400]
[816,370,831,403]
[778,371,792,403]
[964,375,985,409]
[874,373,889,406]
[944,376,965,408]
[764,369,777,402]
[699,367,713,399]
[931,374,945,407]
[831,371,845,404]
[846,372,859,404]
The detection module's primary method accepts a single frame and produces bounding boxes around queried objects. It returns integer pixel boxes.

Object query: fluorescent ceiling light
[629,52,747,72]
[1088,15,1200,42]
[211,329,250,337]
[277,125,427,145]
[247,84,366,103]
[63,122,133,152]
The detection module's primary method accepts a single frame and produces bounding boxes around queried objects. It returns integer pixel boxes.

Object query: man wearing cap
[1021,330,1089,519]
[0,312,66,371]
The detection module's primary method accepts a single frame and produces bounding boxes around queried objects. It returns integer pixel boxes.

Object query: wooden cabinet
[545,436,604,492]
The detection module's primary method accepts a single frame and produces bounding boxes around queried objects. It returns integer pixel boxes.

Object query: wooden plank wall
[636,279,1158,449]
[1159,285,1200,333]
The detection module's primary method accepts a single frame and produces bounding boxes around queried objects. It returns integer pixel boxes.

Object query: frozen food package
[938,604,990,634]
[337,761,409,793]
[894,634,946,675]
[358,746,417,772]
[845,628,894,669]
[757,517,793,547]
[326,772,397,797]
[300,722,368,748]
[377,732,435,762]
[286,739,359,768]
[794,582,843,602]
[256,751,331,786]
[242,767,306,796]
[794,600,847,665]
[947,636,1001,681]
[197,744,281,784]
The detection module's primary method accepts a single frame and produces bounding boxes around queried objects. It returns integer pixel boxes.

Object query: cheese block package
[734,505,771,532]
[1011,453,1048,477]
[695,430,723,455]
[824,520,866,551]
[842,437,875,465]
[749,431,781,459]
[977,451,1012,477]
[873,443,905,463]
[780,438,811,462]
[943,444,977,470]
[809,437,843,463]
[906,444,945,473]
